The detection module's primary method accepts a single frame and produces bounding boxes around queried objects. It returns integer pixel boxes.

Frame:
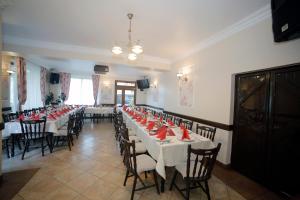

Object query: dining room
[0,1,300,200]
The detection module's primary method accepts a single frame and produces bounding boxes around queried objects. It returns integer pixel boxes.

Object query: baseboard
[216,160,231,169]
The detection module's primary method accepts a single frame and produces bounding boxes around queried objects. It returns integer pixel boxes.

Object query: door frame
[114,80,137,106]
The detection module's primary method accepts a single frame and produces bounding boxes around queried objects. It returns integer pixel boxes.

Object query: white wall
[145,18,300,164]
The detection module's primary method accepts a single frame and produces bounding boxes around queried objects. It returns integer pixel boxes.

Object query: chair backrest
[122,138,137,174]
[67,115,75,135]
[2,113,18,122]
[173,117,182,126]
[181,120,193,130]
[196,124,217,141]
[120,126,129,140]
[20,119,47,140]
[187,143,221,181]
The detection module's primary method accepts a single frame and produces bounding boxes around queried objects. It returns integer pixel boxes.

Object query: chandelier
[112,13,143,61]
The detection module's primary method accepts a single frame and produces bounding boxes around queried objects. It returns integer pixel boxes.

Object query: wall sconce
[7,70,15,74]
[177,73,188,82]
[153,80,158,88]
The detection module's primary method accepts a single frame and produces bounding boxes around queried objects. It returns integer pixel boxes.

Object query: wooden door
[267,66,300,196]
[232,72,270,182]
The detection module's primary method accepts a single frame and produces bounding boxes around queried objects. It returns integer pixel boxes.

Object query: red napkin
[141,118,147,125]
[32,114,40,121]
[180,123,185,130]
[160,116,163,122]
[156,126,167,140]
[19,114,25,121]
[154,114,158,120]
[147,121,155,131]
[136,116,142,122]
[181,127,190,140]
[167,119,175,126]
[168,128,175,136]
[48,113,57,120]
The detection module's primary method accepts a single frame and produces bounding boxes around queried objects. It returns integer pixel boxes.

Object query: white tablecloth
[85,107,113,115]
[2,109,79,138]
[122,110,215,179]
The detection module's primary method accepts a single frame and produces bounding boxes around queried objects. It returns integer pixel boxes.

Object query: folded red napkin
[19,114,25,121]
[181,127,190,140]
[156,126,167,140]
[136,116,142,122]
[180,123,185,130]
[160,116,163,122]
[32,114,40,121]
[168,128,175,136]
[48,113,57,120]
[141,118,147,125]
[154,114,158,120]
[147,121,155,131]
[167,119,175,126]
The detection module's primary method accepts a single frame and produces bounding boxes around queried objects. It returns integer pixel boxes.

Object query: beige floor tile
[43,185,79,200]
[66,173,99,193]
[82,178,118,200]
[54,167,85,183]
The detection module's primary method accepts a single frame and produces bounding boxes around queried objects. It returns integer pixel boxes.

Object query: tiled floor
[2,121,251,200]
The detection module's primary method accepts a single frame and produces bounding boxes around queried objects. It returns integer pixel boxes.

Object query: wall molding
[3,36,171,65]
[173,4,271,63]
[136,104,233,131]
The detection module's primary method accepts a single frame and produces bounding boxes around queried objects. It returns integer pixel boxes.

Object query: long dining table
[121,108,215,191]
[2,107,81,156]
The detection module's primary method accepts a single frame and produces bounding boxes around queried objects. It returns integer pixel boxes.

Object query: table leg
[11,135,15,157]
[160,178,165,193]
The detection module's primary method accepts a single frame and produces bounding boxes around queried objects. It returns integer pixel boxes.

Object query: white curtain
[23,62,43,110]
[65,77,94,105]
[9,73,18,112]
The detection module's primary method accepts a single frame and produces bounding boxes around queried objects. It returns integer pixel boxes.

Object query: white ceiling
[2,0,270,75]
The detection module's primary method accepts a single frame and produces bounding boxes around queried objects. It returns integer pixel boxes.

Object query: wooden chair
[174,117,182,126]
[170,143,221,200]
[181,120,193,130]
[122,138,160,200]
[120,126,146,155]
[55,115,75,151]
[20,119,53,160]
[196,124,217,141]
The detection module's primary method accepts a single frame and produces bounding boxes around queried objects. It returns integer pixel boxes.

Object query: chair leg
[123,169,129,186]
[169,170,178,191]
[5,139,10,158]
[205,180,211,200]
[152,171,160,194]
[46,135,52,153]
[67,135,72,151]
[41,137,45,156]
[22,140,29,160]
[185,179,190,200]
[131,176,137,200]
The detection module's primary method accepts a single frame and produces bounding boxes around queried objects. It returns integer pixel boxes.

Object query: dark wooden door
[267,67,300,196]
[232,72,270,182]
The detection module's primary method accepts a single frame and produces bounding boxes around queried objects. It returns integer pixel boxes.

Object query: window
[66,78,94,105]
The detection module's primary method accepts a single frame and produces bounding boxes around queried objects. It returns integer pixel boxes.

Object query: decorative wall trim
[136,104,233,131]
[173,4,271,63]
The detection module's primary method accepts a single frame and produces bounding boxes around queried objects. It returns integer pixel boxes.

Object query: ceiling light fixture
[112,13,143,60]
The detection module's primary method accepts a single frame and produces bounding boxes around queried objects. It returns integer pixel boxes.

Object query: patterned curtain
[40,67,48,105]
[17,57,27,111]
[59,72,71,101]
[92,75,100,106]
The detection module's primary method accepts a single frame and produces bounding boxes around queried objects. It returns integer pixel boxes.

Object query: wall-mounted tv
[136,79,150,91]
[271,0,300,42]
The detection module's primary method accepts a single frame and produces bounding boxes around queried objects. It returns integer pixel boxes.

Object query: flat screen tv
[271,0,300,42]
[136,79,150,91]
